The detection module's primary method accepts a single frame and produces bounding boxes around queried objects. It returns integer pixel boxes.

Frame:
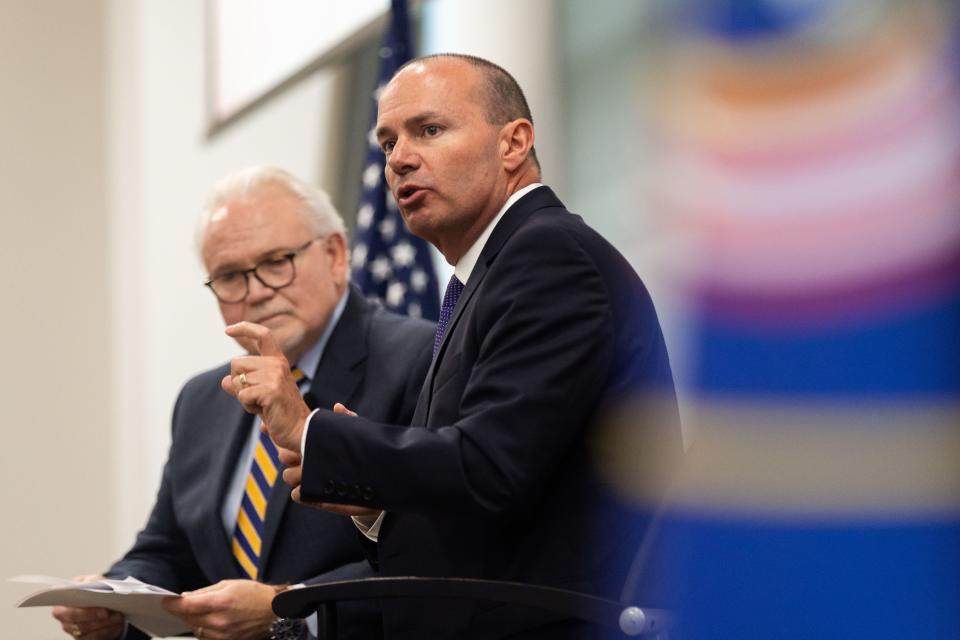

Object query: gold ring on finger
[71,624,82,638]
[195,627,204,639]
[238,372,248,388]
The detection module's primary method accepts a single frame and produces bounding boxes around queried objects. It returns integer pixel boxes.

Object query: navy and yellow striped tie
[231,367,306,579]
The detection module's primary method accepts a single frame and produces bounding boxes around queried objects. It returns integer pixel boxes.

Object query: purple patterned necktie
[433,275,464,357]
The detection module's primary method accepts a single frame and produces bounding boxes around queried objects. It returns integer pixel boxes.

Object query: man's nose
[245,272,275,304]
[386,137,420,176]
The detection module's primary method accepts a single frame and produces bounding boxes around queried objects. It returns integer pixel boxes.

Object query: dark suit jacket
[107,288,434,639]
[301,188,680,639]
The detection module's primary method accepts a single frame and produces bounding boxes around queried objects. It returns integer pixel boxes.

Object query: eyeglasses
[204,238,317,303]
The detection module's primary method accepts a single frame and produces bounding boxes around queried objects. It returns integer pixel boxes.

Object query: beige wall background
[1,0,112,635]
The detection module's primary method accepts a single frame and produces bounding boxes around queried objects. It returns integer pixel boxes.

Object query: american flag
[351,0,440,321]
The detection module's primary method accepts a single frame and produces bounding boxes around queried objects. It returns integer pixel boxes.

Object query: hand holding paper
[12,575,187,638]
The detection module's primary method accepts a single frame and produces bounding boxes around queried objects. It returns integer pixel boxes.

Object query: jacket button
[322,480,335,496]
[349,484,362,500]
[362,486,375,501]
[336,481,348,497]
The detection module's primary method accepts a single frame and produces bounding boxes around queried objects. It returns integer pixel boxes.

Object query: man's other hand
[51,575,124,640]
[283,402,380,517]
[162,579,280,640]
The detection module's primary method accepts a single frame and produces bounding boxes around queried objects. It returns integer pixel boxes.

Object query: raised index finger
[225,321,283,357]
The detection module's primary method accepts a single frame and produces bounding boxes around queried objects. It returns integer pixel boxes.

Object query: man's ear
[325,233,349,282]
[499,118,535,172]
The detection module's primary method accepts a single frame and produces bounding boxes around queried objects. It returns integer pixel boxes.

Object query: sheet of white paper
[11,575,188,638]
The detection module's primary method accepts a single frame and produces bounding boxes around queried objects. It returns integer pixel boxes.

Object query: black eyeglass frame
[204,238,318,304]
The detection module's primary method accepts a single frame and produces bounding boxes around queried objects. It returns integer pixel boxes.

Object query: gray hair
[196,166,346,256]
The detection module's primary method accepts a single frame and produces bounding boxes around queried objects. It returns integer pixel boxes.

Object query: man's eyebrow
[376,111,446,141]
[208,260,244,278]
[209,246,295,276]
[407,111,444,125]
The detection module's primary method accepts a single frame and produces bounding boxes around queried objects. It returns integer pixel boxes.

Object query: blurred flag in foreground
[351,0,440,320]
[641,0,960,637]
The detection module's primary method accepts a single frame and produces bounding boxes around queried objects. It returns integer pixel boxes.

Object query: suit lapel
[306,288,369,410]
[413,187,565,425]
[258,289,370,575]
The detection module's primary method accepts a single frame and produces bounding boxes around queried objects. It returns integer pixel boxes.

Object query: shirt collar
[453,183,543,285]
[292,288,349,381]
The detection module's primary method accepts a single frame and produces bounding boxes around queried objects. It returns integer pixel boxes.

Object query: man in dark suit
[226,56,680,639]
[51,167,435,640]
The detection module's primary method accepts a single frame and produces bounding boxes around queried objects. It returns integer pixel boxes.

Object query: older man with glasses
[51,166,435,640]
